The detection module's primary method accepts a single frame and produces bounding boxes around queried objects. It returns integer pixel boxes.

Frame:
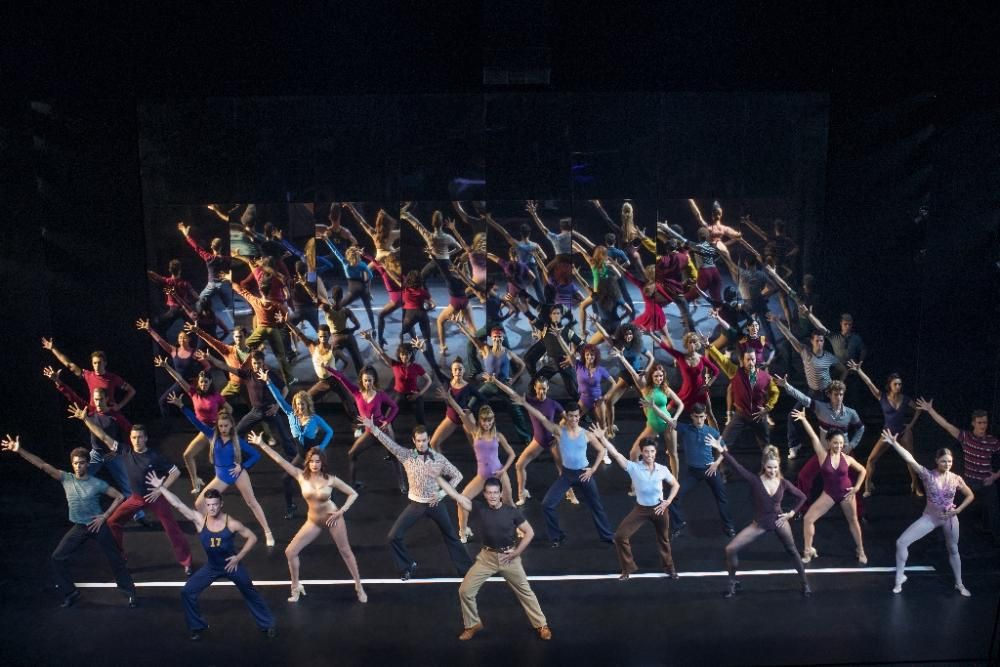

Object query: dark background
[3,0,998,524]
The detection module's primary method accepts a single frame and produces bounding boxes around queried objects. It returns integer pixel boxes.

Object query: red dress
[625,272,666,332]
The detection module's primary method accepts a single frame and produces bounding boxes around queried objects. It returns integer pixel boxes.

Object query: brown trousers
[613,504,674,574]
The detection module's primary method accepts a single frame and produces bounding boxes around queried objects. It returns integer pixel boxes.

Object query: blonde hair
[209,412,241,467]
[292,390,315,417]
[476,405,497,438]
[759,445,782,478]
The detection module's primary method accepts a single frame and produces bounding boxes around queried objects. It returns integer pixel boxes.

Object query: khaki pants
[459,550,547,630]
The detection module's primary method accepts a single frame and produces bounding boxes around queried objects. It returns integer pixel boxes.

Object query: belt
[482,545,516,553]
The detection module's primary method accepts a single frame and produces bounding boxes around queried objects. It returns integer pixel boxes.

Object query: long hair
[644,362,668,391]
[476,404,497,439]
[404,270,422,289]
[292,390,315,418]
[359,365,380,391]
[375,209,397,242]
[613,323,643,353]
[302,447,331,481]
[581,344,602,367]
[209,412,241,467]
[759,445,782,478]
[884,372,902,394]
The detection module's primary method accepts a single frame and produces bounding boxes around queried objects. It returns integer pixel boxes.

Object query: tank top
[559,427,590,470]
[200,515,236,569]
[483,349,510,378]
[880,393,910,433]
[311,346,334,379]
[324,308,350,335]
[173,349,202,380]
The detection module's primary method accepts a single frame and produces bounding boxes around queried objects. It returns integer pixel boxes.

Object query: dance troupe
[7,199,998,641]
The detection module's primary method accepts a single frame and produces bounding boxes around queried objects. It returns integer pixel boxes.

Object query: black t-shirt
[237,368,285,408]
[469,500,526,549]
[118,448,177,496]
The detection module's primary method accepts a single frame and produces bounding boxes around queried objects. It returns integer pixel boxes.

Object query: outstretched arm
[67,405,118,453]
[247,432,302,478]
[437,474,473,512]
[791,408,824,461]
[767,313,803,354]
[40,338,83,377]
[1,436,63,481]
[914,397,961,440]
[154,355,191,394]
[508,391,562,437]
[146,471,204,526]
[846,360,881,401]
[592,426,630,471]
[359,417,409,460]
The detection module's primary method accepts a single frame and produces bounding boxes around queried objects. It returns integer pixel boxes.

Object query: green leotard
[644,386,670,433]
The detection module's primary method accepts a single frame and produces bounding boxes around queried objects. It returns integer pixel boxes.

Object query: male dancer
[707,347,780,450]
[513,399,613,546]
[71,407,193,574]
[523,304,582,401]
[668,403,736,537]
[41,338,136,412]
[438,476,552,641]
[1,435,137,608]
[363,417,472,579]
[146,477,276,640]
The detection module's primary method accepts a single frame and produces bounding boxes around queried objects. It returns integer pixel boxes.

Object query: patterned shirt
[956,430,1000,482]
[799,347,839,392]
[376,433,463,504]
[916,466,960,515]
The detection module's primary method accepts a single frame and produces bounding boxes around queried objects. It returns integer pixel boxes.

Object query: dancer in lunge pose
[705,437,810,598]
[326,364,399,490]
[428,357,487,452]
[880,430,974,596]
[249,435,367,603]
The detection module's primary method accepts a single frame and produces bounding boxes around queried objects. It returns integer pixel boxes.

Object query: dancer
[429,357,486,451]
[668,404,736,537]
[1,435,137,608]
[365,250,403,347]
[317,286,365,372]
[344,203,399,262]
[364,334,433,426]
[327,244,377,331]
[598,322,653,434]
[137,319,208,417]
[490,376,569,506]
[705,437,810,598]
[249,435,367,603]
[186,322,252,401]
[147,259,199,336]
[614,358,685,478]
[232,352,299,488]
[71,410,193,574]
[513,398,614,546]
[791,409,867,565]
[881,430,974,596]
[655,330,721,428]
[575,343,613,430]
[177,220,234,331]
[398,270,447,382]
[286,321,357,420]
[363,417,473,579]
[325,364,399,489]
[689,199,742,259]
[41,338,136,411]
[437,476,552,641]
[523,304,582,401]
[485,217,546,305]
[915,398,1000,545]
[438,389,516,541]
[404,207,462,282]
[165,393,274,547]
[849,362,921,496]
[706,346,779,451]
[146,477,275,640]
[433,260,475,356]
[228,271,295,383]
[622,263,671,340]
[153,357,228,493]
[655,229,697,333]
[603,435,680,580]
[260,369,334,518]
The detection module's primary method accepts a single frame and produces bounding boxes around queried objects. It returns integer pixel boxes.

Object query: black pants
[237,407,299,505]
[400,308,445,379]
[388,501,472,575]
[524,341,579,401]
[52,523,135,597]
[341,279,376,330]
[389,390,426,426]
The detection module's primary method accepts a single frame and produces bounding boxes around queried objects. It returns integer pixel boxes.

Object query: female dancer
[137,318,208,417]
[623,263,671,340]
[615,359,685,479]
[848,361,922,496]
[577,246,628,341]
[706,436,810,597]
[365,250,403,347]
[317,286,364,373]
[432,260,474,357]
[490,376,570,507]
[163,394,274,547]
[325,364,399,490]
[154,357,229,494]
[259,369,334,519]
[250,436,366,602]
[438,390,516,541]
[792,409,868,565]
[597,322,653,435]
[484,215,546,305]
[881,429,974,596]
[429,357,486,452]
[327,244,377,331]
[343,203,399,263]
[399,270,447,382]
[575,344,613,431]
[363,333,433,426]
[654,330,720,428]
[689,199,742,260]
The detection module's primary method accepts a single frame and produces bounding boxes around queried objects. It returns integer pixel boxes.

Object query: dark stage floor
[1,403,998,666]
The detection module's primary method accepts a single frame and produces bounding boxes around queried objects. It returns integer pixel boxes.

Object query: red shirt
[390,360,426,393]
[402,287,431,310]
[957,430,1000,482]
[155,275,194,308]
[82,369,129,406]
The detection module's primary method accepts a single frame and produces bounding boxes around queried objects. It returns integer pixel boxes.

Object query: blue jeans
[197,281,235,333]
[542,468,613,542]
[89,451,144,520]
[669,465,735,532]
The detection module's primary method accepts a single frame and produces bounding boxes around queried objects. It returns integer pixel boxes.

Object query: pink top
[327,367,399,427]
[917,466,961,515]
[660,344,720,404]
[402,286,431,310]
[189,390,227,426]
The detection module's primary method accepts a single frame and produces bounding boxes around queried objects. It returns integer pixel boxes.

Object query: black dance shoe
[401,562,418,581]
[60,590,81,608]
[723,580,742,599]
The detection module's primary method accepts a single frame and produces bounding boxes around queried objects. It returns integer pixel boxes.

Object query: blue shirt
[676,422,721,469]
[606,246,630,264]
[625,461,675,507]
[558,427,590,470]
[267,381,334,450]
[327,239,373,282]
[515,240,541,265]
[61,472,109,525]
[181,407,262,470]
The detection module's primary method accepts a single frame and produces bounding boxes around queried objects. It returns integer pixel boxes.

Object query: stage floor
[2,404,998,666]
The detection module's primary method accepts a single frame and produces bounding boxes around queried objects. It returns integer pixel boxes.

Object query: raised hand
[587,423,607,439]
[914,397,933,412]
[41,337,55,351]
[42,365,60,380]
[772,373,788,387]
[193,349,208,362]
[275,311,287,325]
[135,318,150,331]
[704,433,723,452]
[67,405,88,421]
[247,431,266,447]
[165,392,185,409]
[145,470,165,490]
[881,428,899,446]
[359,329,373,341]
[360,416,376,431]
[255,368,270,383]
[525,200,537,215]
[1,434,21,453]
[410,337,426,352]
[177,221,191,235]
[789,407,807,423]
[153,355,169,368]
[846,359,862,373]
[183,321,198,334]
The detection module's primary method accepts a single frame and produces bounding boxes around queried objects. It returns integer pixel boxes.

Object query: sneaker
[401,562,418,581]
[670,521,687,539]
[60,590,81,608]
[354,427,365,438]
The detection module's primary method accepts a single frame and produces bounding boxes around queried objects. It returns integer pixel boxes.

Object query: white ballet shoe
[892,574,907,594]
[955,584,971,597]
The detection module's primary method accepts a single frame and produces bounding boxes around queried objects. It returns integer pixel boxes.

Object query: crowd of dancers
[7,199,999,641]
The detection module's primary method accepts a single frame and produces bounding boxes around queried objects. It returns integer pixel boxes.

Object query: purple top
[473,435,503,478]
[916,466,960,515]
[723,451,806,530]
[527,396,564,448]
[576,362,611,403]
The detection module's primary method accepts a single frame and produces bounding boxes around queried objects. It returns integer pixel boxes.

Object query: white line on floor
[73,565,935,588]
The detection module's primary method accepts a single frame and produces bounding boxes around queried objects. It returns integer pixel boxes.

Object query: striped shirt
[956,431,1000,482]
[799,347,839,392]
[691,241,719,269]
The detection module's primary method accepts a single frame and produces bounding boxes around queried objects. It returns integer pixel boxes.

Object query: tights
[895,513,962,585]
[340,280,377,330]
[400,308,444,376]
[725,521,807,583]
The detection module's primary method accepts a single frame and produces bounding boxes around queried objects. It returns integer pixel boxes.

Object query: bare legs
[195,473,273,542]
[285,516,366,602]
[181,433,208,492]
[430,418,459,452]
[515,440,562,504]
[865,432,920,496]
[802,491,865,561]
